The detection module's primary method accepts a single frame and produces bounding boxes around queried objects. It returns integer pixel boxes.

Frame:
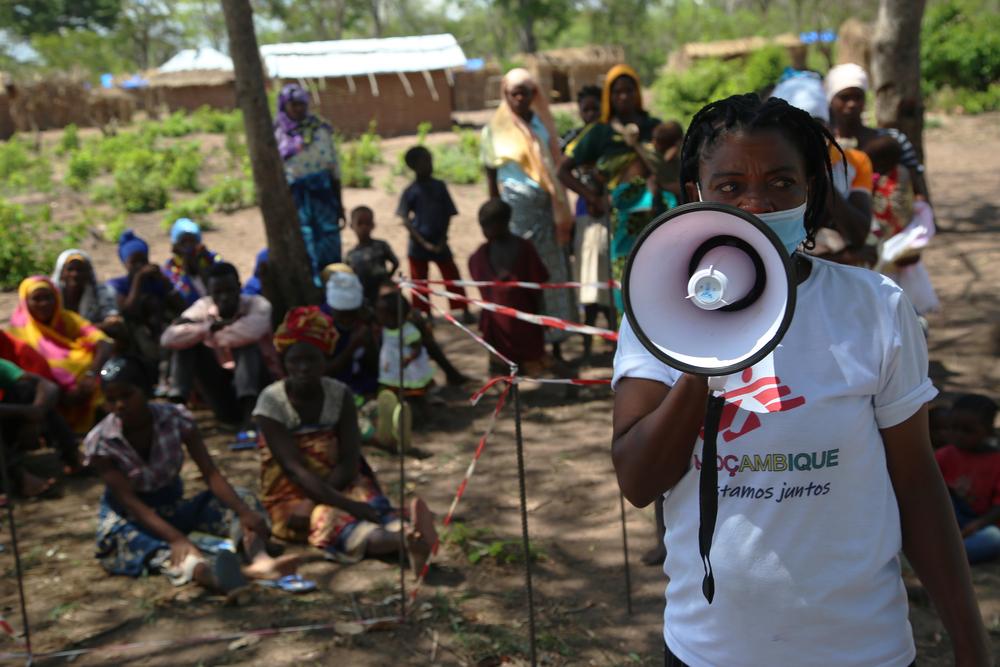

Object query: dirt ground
[1,112,999,666]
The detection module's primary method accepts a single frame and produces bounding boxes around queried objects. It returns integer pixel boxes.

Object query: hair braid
[678,93,844,250]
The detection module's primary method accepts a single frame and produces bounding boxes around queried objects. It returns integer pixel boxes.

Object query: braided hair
[679,93,844,250]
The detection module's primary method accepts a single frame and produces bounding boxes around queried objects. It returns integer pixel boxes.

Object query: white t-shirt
[613,257,935,667]
[379,322,434,389]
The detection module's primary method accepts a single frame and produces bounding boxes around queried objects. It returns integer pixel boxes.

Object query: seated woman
[254,306,436,572]
[52,249,121,336]
[7,276,114,434]
[164,218,220,309]
[84,356,296,592]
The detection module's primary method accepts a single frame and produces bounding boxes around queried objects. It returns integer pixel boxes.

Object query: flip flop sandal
[257,574,317,594]
[211,550,248,594]
[228,430,258,451]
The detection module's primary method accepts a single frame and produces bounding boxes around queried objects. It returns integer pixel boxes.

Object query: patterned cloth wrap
[8,275,110,432]
[273,306,340,355]
[255,378,400,562]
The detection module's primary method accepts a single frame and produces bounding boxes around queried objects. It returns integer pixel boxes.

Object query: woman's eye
[717,183,737,194]
[772,178,794,189]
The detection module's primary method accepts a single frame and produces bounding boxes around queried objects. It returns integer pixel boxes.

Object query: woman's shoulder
[807,257,907,315]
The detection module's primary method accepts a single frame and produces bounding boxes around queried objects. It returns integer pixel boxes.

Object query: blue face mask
[697,185,807,256]
[755,202,808,256]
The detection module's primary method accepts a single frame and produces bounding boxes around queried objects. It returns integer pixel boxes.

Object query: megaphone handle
[699,392,726,604]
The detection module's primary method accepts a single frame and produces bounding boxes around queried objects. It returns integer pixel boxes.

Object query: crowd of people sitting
[0,59,991,600]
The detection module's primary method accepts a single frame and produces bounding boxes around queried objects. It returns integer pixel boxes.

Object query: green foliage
[112,148,168,213]
[66,149,99,190]
[57,124,80,155]
[101,211,128,243]
[444,522,544,566]
[431,126,483,185]
[0,199,86,289]
[338,122,384,188]
[190,106,242,134]
[922,0,1000,92]
[0,137,52,194]
[553,109,577,137]
[164,143,203,192]
[0,0,120,37]
[203,175,255,213]
[930,83,1000,114]
[651,46,791,124]
[162,197,211,231]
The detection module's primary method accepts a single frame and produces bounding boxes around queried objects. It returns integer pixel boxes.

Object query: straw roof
[679,33,803,60]
[149,47,234,88]
[148,68,234,88]
[519,45,625,66]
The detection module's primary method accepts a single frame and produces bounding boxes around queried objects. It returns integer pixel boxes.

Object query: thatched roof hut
[668,34,807,72]
[519,45,625,104]
[148,47,236,112]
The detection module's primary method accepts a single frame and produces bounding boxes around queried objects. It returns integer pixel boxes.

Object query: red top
[468,238,548,365]
[935,444,1000,518]
[0,330,55,381]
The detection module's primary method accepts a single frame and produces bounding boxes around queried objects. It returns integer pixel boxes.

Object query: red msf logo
[702,368,807,443]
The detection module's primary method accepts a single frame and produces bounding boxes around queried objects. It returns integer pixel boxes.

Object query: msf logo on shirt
[702,367,807,443]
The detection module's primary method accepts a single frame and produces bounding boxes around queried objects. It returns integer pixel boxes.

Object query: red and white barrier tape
[408,288,516,368]
[403,277,621,291]
[0,616,401,662]
[401,281,619,343]
[408,381,512,605]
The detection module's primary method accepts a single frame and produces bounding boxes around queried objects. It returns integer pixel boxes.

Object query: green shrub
[162,197,211,231]
[652,46,791,124]
[101,212,128,243]
[164,143,203,192]
[553,109,578,137]
[113,149,168,212]
[922,0,1000,92]
[66,149,98,190]
[204,175,255,212]
[340,149,373,188]
[191,106,242,134]
[224,122,248,167]
[431,126,482,185]
[57,124,80,155]
[930,83,1000,114]
[0,138,52,193]
[0,200,67,288]
[157,111,197,138]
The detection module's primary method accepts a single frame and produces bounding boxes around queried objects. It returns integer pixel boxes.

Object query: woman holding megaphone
[611,94,990,666]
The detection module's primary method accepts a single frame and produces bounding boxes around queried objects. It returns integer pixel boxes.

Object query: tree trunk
[871,0,927,161]
[517,0,538,53]
[220,0,321,317]
[369,0,383,37]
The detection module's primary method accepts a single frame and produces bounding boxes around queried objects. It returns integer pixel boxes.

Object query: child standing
[345,206,400,306]
[935,394,1000,564]
[468,199,549,375]
[374,290,433,441]
[396,146,471,321]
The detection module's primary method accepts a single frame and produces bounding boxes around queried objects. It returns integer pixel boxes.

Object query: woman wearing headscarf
[825,63,930,201]
[481,68,576,359]
[164,218,220,308]
[7,276,114,433]
[558,64,673,311]
[52,249,120,332]
[275,84,345,282]
[254,306,436,572]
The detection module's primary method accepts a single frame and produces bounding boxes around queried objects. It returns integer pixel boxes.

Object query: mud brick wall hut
[260,34,467,137]
[519,45,625,105]
[148,47,236,113]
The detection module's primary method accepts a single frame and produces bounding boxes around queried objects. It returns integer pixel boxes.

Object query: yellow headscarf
[7,276,110,432]
[601,64,644,123]
[482,68,573,237]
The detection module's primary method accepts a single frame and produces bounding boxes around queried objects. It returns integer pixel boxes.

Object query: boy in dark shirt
[396,146,472,322]
[345,206,399,305]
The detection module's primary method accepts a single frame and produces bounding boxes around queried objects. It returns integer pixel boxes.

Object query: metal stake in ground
[511,377,538,666]
[0,435,33,666]
[396,288,407,618]
[606,219,634,616]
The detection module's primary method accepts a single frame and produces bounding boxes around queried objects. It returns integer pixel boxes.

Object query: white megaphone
[621,202,798,605]
[622,202,797,377]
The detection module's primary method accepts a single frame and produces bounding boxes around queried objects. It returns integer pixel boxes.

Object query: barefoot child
[85,356,294,593]
[345,205,400,306]
[935,394,1000,564]
[254,307,436,572]
[468,199,550,376]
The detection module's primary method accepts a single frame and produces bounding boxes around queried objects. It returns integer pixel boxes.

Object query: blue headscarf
[118,230,149,264]
[170,218,201,245]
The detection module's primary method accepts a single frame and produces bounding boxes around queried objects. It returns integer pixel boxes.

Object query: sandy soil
[0,113,998,666]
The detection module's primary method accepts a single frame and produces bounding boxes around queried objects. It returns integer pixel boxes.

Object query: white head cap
[771,74,829,123]
[326,271,363,311]
[824,63,869,102]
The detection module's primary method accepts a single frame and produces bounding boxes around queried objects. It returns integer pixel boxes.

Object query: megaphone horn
[622,202,797,378]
